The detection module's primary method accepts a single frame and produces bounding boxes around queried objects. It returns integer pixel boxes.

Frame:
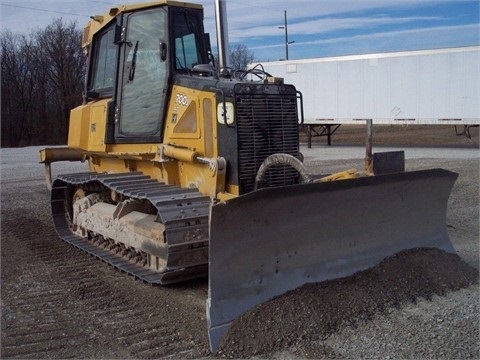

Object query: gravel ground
[1,126,479,359]
[325,285,479,359]
[219,249,478,359]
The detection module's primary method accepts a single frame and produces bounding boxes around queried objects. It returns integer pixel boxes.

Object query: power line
[87,0,120,4]
[0,3,90,17]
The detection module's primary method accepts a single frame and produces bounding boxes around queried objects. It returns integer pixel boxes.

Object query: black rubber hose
[254,153,311,190]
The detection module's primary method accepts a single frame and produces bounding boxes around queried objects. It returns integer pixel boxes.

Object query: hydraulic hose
[254,153,311,190]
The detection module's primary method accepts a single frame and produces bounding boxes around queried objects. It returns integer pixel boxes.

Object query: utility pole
[278,10,294,60]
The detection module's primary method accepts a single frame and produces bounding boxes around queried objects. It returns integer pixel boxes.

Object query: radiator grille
[236,91,300,194]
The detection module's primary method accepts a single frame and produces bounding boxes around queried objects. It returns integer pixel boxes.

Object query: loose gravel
[217,249,478,359]
[1,139,478,359]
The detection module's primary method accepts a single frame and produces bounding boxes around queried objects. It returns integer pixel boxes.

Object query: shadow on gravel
[217,248,478,359]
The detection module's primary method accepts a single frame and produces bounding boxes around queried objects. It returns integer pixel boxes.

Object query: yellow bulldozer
[40,0,458,351]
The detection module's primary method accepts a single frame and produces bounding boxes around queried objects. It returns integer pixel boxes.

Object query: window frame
[86,20,118,99]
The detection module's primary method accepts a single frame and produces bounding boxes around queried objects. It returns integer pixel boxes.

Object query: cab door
[115,7,169,143]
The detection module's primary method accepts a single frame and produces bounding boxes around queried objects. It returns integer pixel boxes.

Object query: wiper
[128,40,139,81]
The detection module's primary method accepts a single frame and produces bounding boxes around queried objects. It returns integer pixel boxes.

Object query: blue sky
[1,0,478,61]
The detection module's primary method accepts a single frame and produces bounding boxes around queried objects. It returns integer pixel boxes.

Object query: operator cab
[84,3,210,143]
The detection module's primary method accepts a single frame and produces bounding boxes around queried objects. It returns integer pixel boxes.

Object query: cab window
[173,10,205,70]
[117,8,168,138]
[89,23,117,97]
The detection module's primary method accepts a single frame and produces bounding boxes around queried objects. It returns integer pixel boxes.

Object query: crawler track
[51,172,211,284]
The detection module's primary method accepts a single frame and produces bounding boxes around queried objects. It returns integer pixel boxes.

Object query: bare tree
[1,31,17,146]
[229,43,254,70]
[1,32,36,146]
[34,19,85,143]
[1,19,84,147]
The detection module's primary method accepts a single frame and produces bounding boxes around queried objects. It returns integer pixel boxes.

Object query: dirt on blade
[217,248,478,358]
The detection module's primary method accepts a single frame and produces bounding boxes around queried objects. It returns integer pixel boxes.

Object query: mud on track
[1,145,479,359]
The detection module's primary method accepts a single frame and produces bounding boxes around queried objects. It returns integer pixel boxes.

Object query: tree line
[1,19,254,148]
[1,20,85,147]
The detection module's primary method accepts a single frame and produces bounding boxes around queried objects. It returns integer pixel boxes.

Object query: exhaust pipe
[214,0,230,74]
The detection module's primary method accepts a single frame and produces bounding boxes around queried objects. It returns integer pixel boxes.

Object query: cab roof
[82,1,203,48]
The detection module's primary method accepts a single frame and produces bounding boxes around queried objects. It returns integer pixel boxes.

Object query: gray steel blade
[207,168,457,352]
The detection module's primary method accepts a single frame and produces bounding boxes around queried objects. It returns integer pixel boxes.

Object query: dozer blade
[207,168,458,351]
